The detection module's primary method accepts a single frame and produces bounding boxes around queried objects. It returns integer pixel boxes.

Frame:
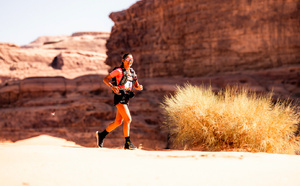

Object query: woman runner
[96,53,143,150]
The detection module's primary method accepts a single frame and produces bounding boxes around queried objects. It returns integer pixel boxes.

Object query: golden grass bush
[162,84,300,154]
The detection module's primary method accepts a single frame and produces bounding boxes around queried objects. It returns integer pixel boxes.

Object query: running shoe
[96,131,104,148]
[124,141,137,150]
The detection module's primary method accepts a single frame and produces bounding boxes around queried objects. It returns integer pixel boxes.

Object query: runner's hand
[111,86,120,94]
[136,84,143,91]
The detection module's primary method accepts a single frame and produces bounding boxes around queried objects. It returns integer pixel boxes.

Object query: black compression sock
[101,130,109,138]
[125,136,131,142]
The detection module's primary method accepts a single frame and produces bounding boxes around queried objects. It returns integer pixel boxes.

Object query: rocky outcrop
[0,75,168,149]
[50,51,107,71]
[106,0,300,78]
[0,65,299,148]
[0,32,110,83]
[0,43,58,64]
[1,0,299,150]
[23,32,109,53]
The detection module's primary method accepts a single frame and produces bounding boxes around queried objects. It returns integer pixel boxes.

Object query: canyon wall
[1,1,299,149]
[106,0,300,78]
[1,65,299,149]
[0,75,168,149]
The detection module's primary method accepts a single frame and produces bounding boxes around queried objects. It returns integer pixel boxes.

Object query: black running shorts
[114,92,130,106]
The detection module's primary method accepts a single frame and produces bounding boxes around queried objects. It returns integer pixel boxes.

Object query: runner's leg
[115,103,132,137]
[106,109,123,132]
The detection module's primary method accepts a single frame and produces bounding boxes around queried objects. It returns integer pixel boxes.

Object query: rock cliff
[0,32,110,83]
[106,0,300,78]
[1,1,299,149]
[0,75,168,149]
[0,65,299,149]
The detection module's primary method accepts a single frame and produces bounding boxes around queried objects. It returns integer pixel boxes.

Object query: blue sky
[0,0,138,45]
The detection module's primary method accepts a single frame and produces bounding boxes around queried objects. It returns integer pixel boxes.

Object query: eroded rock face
[1,1,299,149]
[0,65,299,149]
[50,51,107,71]
[0,75,168,149]
[106,0,300,78]
[23,32,109,53]
[0,32,110,83]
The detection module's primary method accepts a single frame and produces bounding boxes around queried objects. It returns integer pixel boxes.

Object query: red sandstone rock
[0,32,110,83]
[106,0,300,78]
[0,65,299,148]
[23,32,109,53]
[0,1,299,149]
[50,50,108,71]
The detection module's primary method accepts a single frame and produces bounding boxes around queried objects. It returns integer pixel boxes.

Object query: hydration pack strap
[111,67,136,86]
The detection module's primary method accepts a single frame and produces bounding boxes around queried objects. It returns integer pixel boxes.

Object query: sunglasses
[126,58,134,62]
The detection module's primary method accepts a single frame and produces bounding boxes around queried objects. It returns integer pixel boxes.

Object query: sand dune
[1,135,300,186]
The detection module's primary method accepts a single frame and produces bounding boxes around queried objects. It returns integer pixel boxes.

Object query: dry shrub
[162,84,300,154]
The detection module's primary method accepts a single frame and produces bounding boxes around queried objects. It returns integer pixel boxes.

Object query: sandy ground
[1,135,300,186]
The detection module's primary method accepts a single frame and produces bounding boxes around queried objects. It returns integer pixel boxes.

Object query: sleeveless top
[110,68,136,91]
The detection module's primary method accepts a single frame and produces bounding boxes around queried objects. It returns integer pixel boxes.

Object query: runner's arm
[103,74,113,88]
[103,74,120,93]
[134,80,143,91]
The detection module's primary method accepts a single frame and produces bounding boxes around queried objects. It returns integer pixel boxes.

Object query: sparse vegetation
[162,84,300,154]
